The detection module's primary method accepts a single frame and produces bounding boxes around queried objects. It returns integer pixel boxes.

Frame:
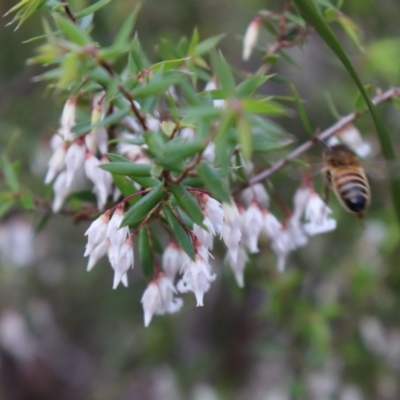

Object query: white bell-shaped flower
[141,275,183,327]
[193,217,216,250]
[177,255,216,307]
[64,142,85,187]
[86,241,107,271]
[44,145,66,184]
[271,228,293,273]
[225,246,249,288]
[303,192,337,236]
[84,154,112,210]
[221,202,242,262]
[84,212,110,257]
[240,183,269,208]
[141,281,160,327]
[50,133,65,152]
[109,238,134,289]
[106,207,129,262]
[262,210,283,240]
[292,186,312,221]
[162,242,190,281]
[202,195,224,235]
[287,217,308,248]
[242,203,264,253]
[52,171,71,212]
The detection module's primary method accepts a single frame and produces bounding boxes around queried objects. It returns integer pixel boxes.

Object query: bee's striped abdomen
[334,169,370,213]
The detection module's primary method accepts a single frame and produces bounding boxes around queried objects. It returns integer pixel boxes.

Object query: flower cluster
[45,76,338,328]
[82,180,336,326]
[44,95,113,212]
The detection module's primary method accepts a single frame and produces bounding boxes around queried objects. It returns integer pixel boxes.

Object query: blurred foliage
[1,1,400,400]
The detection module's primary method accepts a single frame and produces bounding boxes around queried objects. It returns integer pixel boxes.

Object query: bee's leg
[322,169,331,204]
[357,212,365,228]
[322,181,330,204]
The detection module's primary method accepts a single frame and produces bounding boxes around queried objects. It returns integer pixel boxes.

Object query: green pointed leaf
[214,110,236,168]
[163,204,195,260]
[20,193,35,210]
[211,52,235,95]
[1,156,19,192]
[168,183,205,227]
[132,176,161,188]
[131,74,182,98]
[100,162,151,176]
[157,140,205,172]
[196,161,231,203]
[112,175,137,205]
[138,227,154,280]
[108,137,145,146]
[241,99,285,115]
[74,0,111,18]
[235,75,272,98]
[160,121,176,137]
[4,0,30,17]
[22,30,62,43]
[144,131,168,157]
[114,8,138,46]
[33,211,52,236]
[237,115,253,160]
[337,15,363,51]
[121,183,166,227]
[253,132,294,152]
[15,0,45,29]
[179,80,201,106]
[56,15,91,45]
[59,52,79,89]
[290,83,313,136]
[106,153,130,163]
[188,28,199,55]
[71,108,130,135]
[79,13,93,31]
[194,33,226,56]
[353,84,372,113]
[151,57,190,73]
[0,200,15,218]
[294,0,400,224]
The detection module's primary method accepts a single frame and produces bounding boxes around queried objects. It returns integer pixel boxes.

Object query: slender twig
[118,84,149,132]
[108,188,151,213]
[146,224,162,275]
[187,187,210,196]
[250,87,400,185]
[61,0,76,23]
[170,205,197,242]
[129,203,162,238]
[262,180,292,218]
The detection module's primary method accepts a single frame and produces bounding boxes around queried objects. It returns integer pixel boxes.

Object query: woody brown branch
[250,87,400,185]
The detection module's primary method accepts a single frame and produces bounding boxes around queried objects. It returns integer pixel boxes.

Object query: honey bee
[322,144,370,224]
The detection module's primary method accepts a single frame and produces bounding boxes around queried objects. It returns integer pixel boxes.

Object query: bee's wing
[282,158,323,180]
[363,160,400,180]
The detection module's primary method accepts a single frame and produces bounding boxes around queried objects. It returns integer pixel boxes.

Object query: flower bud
[59,96,76,141]
[242,17,261,61]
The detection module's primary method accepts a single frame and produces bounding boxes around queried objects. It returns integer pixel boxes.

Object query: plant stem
[250,87,400,184]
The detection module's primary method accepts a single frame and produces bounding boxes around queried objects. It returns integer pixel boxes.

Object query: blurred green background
[1,1,400,399]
